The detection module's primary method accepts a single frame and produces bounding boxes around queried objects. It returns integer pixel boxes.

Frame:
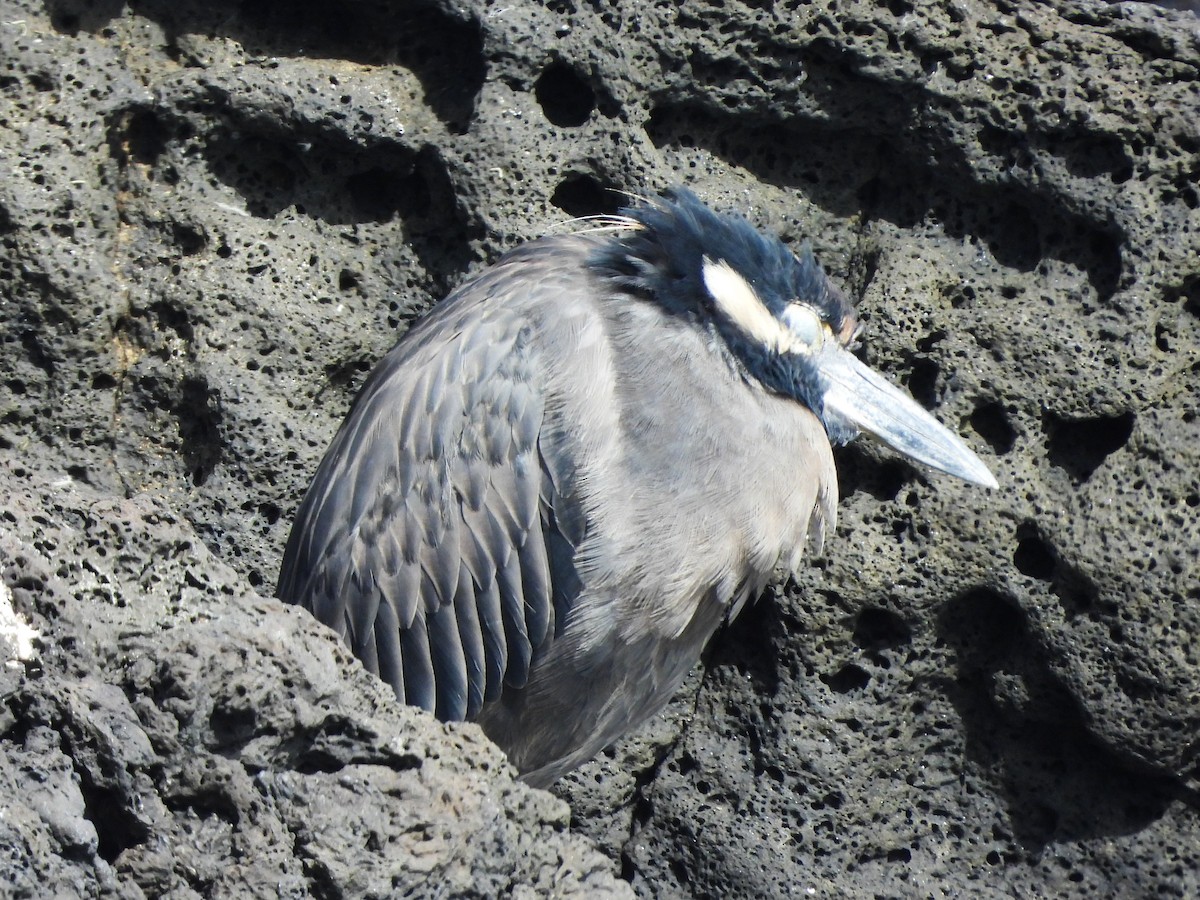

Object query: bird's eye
[781,304,825,352]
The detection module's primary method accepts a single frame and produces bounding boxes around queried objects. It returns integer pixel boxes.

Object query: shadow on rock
[937,587,1190,851]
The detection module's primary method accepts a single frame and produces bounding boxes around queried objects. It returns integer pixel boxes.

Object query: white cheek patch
[701,257,798,354]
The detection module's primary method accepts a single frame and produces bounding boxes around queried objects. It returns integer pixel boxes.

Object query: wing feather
[475,575,507,702]
[427,596,468,720]
[277,241,597,721]
[518,527,552,648]
[400,598,435,711]
[373,582,405,704]
[453,564,487,718]
[495,527,532,688]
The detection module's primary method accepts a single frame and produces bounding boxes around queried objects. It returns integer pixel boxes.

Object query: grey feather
[475,576,507,702]
[495,536,532,687]
[373,584,405,705]
[400,601,435,712]
[517,527,552,646]
[452,564,487,718]
[278,220,848,787]
[277,248,569,720]
[427,589,468,720]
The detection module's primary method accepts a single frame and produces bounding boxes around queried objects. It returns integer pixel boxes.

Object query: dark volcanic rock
[0,461,627,896]
[1,0,1198,896]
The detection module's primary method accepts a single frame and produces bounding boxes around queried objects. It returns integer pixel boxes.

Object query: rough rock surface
[0,461,629,897]
[1,0,1198,896]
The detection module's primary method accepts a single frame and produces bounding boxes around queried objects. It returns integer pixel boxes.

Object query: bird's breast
[545,287,839,648]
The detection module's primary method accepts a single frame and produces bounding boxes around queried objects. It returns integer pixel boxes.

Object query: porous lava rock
[2,0,1198,896]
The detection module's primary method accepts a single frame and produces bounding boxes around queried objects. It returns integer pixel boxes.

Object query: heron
[277,188,996,787]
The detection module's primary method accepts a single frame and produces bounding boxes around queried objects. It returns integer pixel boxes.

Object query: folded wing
[277,280,574,722]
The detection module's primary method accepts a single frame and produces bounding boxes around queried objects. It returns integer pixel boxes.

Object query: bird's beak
[816,342,999,488]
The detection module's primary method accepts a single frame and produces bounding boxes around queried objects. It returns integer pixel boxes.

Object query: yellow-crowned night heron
[277,189,996,787]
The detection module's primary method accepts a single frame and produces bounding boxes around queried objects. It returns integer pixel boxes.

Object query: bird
[276,188,996,788]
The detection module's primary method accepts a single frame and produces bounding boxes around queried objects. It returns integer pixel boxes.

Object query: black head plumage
[592,187,854,332]
[590,187,860,437]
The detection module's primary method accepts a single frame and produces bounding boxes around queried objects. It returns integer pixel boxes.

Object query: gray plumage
[278,190,995,787]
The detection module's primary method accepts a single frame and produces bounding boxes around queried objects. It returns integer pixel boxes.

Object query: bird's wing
[277,263,583,722]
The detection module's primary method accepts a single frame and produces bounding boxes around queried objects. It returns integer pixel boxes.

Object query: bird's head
[592,188,997,488]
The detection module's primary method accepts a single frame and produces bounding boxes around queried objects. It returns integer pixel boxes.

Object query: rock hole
[836,446,910,501]
[969,401,1017,455]
[904,357,940,409]
[178,378,223,486]
[80,781,150,864]
[1044,411,1134,482]
[172,222,206,256]
[1012,526,1055,581]
[821,663,871,693]
[124,108,169,166]
[550,173,622,218]
[535,60,596,127]
[852,607,911,650]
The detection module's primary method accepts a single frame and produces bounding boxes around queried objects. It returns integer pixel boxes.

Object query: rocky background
[2,0,1199,896]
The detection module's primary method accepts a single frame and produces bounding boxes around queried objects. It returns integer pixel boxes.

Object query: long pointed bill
[816,343,999,489]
